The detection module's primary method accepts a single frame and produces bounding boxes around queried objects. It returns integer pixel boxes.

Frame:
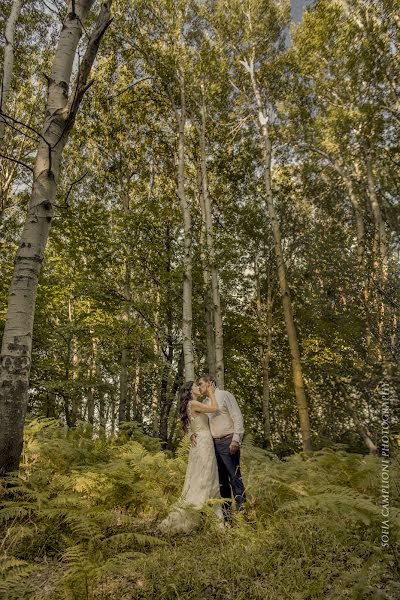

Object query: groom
[192,374,246,518]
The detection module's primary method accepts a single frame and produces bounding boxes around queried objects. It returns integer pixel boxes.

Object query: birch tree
[255,260,274,448]
[128,0,196,382]
[198,166,216,378]
[0,0,112,474]
[176,71,195,381]
[215,0,313,452]
[0,0,22,146]
[198,87,225,388]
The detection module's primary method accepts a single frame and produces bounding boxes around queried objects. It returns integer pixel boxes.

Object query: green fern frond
[0,557,37,593]
[0,556,31,574]
[131,532,167,547]
[64,513,104,540]
[116,441,149,462]
[277,486,382,525]
[175,435,190,461]
[0,506,29,523]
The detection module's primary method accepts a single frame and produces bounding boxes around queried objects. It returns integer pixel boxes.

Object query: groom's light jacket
[203,388,245,444]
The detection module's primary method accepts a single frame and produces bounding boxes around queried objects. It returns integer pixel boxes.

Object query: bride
[159,380,223,533]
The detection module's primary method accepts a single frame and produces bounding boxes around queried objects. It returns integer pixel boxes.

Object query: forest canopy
[0,0,399,596]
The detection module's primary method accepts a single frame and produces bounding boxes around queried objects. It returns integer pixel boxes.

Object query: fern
[1,420,398,599]
[0,556,38,596]
[277,485,382,525]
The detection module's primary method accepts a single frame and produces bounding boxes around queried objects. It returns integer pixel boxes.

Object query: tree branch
[0,152,33,173]
[65,170,88,205]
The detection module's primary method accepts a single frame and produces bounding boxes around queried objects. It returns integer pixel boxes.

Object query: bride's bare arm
[190,390,218,414]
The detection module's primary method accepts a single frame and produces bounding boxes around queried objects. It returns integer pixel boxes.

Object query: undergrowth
[0,418,399,599]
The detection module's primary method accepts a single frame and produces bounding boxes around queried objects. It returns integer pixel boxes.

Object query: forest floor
[0,420,399,600]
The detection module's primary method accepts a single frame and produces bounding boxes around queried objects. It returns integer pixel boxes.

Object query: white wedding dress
[159,402,223,534]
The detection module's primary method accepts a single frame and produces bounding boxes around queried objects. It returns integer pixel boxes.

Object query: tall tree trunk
[119,343,129,424]
[46,391,56,419]
[0,0,22,146]
[131,344,141,423]
[98,388,106,438]
[111,396,116,435]
[159,293,175,441]
[0,0,112,473]
[68,297,80,426]
[151,290,161,435]
[366,155,388,358]
[87,388,94,426]
[87,336,96,426]
[255,262,273,449]
[119,260,131,425]
[340,173,365,266]
[366,157,388,278]
[391,313,398,359]
[244,57,312,453]
[199,92,224,387]
[166,349,185,448]
[198,167,216,377]
[175,75,194,381]
[63,297,78,428]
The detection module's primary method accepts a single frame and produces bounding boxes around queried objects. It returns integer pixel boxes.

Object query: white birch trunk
[366,157,388,278]
[86,337,97,426]
[0,0,112,473]
[0,0,22,146]
[255,262,273,448]
[198,167,216,377]
[118,265,130,426]
[176,75,195,381]
[243,57,312,453]
[132,349,141,422]
[119,181,131,426]
[151,290,161,435]
[199,93,224,388]
[340,173,365,266]
[366,156,388,357]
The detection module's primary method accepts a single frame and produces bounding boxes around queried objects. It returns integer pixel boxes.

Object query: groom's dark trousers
[214,434,246,517]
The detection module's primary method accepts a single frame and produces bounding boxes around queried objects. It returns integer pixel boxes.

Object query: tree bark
[244,57,312,453]
[68,297,80,426]
[165,348,185,448]
[119,260,131,425]
[0,0,112,474]
[175,75,195,381]
[46,391,56,419]
[341,173,365,266]
[98,345,106,437]
[0,0,22,146]
[159,289,175,441]
[366,156,388,356]
[366,157,388,277]
[151,290,161,435]
[255,262,273,449]
[87,384,94,426]
[199,92,224,387]
[131,344,141,423]
[198,167,216,377]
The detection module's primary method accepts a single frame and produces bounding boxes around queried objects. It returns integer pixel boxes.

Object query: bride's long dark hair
[179,381,194,433]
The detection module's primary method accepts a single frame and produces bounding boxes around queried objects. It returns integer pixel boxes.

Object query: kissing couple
[160,374,246,534]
